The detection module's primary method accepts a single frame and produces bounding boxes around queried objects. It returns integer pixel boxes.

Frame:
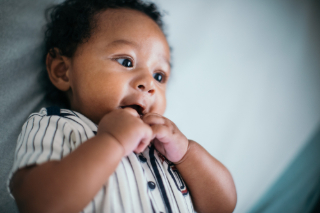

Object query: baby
[8,0,237,212]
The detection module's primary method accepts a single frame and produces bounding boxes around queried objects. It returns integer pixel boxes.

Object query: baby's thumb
[134,137,151,153]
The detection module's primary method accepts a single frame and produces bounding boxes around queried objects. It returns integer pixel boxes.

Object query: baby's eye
[116,58,133,68]
[153,73,164,83]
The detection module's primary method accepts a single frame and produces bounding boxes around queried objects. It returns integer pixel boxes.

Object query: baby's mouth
[120,105,144,116]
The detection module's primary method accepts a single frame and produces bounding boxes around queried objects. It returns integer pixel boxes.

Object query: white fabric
[8,108,194,213]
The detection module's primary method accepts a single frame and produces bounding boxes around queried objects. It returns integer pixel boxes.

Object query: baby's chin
[75,109,106,125]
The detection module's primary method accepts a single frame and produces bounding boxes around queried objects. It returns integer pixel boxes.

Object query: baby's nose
[137,83,155,94]
[134,73,155,94]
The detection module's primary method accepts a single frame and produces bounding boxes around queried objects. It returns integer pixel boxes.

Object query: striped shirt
[8,107,194,213]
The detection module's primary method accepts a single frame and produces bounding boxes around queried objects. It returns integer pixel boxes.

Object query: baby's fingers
[122,107,140,118]
[150,124,172,144]
[133,125,153,153]
[142,113,166,126]
[134,137,150,153]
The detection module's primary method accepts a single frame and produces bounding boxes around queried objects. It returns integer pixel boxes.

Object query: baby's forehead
[86,8,171,64]
[94,8,164,37]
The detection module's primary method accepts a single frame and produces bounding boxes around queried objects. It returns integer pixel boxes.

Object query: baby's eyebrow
[107,39,138,48]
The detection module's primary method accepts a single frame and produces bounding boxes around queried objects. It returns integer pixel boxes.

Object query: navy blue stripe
[149,145,172,213]
[27,112,44,120]
[136,154,159,212]
[145,159,162,212]
[26,116,44,165]
[63,116,88,140]
[151,202,156,213]
[15,119,30,160]
[60,113,74,117]
[146,158,164,209]
[156,160,181,213]
[47,118,61,160]
[127,157,144,213]
[62,117,83,144]
[102,185,107,203]
[91,199,96,213]
[69,109,80,118]
[68,130,73,153]
[121,160,135,213]
[17,117,35,167]
[114,171,125,212]
[34,117,52,162]
[60,123,67,159]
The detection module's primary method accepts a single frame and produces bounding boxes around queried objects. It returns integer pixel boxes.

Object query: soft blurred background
[1,0,320,212]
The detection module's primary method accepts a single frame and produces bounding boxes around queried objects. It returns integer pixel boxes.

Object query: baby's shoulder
[23,106,96,142]
[27,106,77,120]
[9,107,95,184]
[17,106,96,157]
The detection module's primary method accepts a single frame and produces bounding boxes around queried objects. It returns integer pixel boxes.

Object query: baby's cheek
[154,92,167,115]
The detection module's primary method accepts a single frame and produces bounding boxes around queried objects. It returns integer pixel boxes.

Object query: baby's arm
[175,141,237,213]
[142,113,237,213]
[11,108,152,213]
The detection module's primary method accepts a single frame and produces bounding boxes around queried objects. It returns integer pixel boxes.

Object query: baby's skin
[10,8,237,213]
[99,109,188,163]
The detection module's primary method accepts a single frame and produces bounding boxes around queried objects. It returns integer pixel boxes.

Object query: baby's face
[67,9,171,124]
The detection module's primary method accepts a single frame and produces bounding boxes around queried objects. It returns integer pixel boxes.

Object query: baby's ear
[46,48,71,91]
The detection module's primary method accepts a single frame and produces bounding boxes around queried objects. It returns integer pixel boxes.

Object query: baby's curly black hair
[43,0,164,107]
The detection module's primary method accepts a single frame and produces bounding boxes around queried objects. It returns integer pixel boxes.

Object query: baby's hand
[97,108,153,156]
[142,113,188,163]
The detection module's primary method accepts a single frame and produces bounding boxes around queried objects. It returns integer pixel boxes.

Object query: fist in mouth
[141,113,189,163]
[97,108,153,156]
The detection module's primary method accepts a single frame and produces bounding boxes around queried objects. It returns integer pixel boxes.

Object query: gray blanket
[0,0,62,212]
